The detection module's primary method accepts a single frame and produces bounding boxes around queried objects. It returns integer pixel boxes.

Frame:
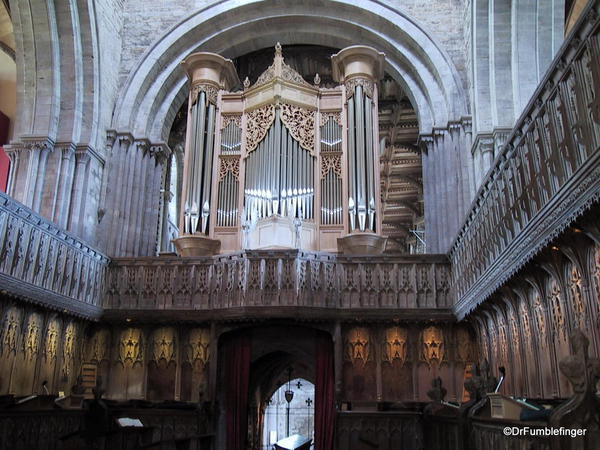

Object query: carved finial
[558,329,600,394]
[243,77,250,89]
[275,42,282,56]
[314,73,321,86]
[549,329,600,447]
[427,377,447,403]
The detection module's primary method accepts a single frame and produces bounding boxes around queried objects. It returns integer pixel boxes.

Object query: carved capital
[344,77,374,100]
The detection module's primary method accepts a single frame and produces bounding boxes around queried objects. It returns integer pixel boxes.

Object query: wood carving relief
[568,266,585,328]
[319,111,342,127]
[118,328,144,366]
[421,326,444,367]
[191,82,219,105]
[44,319,59,361]
[532,294,547,346]
[1,307,20,356]
[382,327,408,366]
[218,156,240,180]
[88,328,110,363]
[280,103,315,153]
[455,326,474,363]
[344,328,371,366]
[245,105,275,154]
[61,322,76,378]
[549,280,566,341]
[251,42,312,89]
[345,77,374,100]
[320,154,342,178]
[150,327,176,365]
[221,114,242,129]
[23,313,41,361]
[186,328,210,366]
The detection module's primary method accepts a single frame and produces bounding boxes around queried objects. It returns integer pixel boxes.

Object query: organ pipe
[184,90,218,235]
[244,109,315,222]
[320,117,343,225]
[217,118,242,228]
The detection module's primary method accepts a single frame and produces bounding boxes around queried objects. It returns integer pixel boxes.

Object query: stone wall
[117,0,470,99]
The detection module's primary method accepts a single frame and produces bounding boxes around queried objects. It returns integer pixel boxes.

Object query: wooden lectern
[274,434,312,450]
[488,393,538,420]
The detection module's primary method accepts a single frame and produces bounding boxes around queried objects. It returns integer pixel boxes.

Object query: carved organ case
[179,44,384,253]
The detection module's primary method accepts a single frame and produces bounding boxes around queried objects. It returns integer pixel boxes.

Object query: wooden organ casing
[177,44,385,254]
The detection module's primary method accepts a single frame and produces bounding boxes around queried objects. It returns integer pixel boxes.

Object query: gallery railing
[104,250,452,318]
[0,192,109,319]
[450,2,600,319]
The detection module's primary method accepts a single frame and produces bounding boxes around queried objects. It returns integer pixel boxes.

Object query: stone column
[173,53,239,257]
[332,46,387,254]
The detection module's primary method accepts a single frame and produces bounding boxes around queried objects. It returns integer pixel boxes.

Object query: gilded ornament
[1,307,20,356]
[422,326,444,367]
[150,327,176,364]
[118,328,144,366]
[344,327,371,366]
[187,328,211,365]
[23,313,41,361]
[382,327,408,366]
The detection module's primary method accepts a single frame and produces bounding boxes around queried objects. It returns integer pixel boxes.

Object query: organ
[173,43,387,255]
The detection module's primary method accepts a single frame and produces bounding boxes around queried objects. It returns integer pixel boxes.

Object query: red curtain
[225,332,252,450]
[0,111,9,192]
[314,333,336,450]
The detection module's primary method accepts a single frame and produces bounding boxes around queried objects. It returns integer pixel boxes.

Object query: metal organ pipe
[217,120,242,228]
[243,111,315,221]
[319,118,343,226]
[364,95,375,232]
[184,90,220,235]
[345,85,376,233]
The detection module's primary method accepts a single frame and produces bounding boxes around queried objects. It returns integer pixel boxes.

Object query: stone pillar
[332,46,387,254]
[173,53,238,257]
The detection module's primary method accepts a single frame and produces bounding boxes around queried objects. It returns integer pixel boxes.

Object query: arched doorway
[217,325,334,450]
[262,377,315,449]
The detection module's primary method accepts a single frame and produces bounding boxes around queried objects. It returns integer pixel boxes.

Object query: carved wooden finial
[243,77,250,89]
[314,73,321,86]
[549,329,600,450]
[427,377,447,403]
[558,329,600,394]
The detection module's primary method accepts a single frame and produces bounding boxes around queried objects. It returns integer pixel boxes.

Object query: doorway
[262,378,315,449]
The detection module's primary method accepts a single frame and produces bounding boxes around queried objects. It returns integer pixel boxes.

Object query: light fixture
[285,367,294,437]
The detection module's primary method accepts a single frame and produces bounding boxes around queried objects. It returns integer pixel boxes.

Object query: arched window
[159,146,182,252]
[262,378,314,449]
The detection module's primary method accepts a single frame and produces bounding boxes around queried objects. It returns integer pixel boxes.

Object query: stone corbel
[417,134,434,154]
[149,143,171,165]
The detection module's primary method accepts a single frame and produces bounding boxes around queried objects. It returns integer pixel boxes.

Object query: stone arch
[9,0,104,147]
[112,0,468,142]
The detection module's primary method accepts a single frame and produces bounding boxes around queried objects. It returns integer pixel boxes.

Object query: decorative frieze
[104,251,452,315]
[0,192,108,319]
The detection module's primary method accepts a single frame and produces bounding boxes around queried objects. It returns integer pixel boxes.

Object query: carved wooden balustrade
[104,250,452,320]
[450,2,600,319]
[0,193,109,319]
